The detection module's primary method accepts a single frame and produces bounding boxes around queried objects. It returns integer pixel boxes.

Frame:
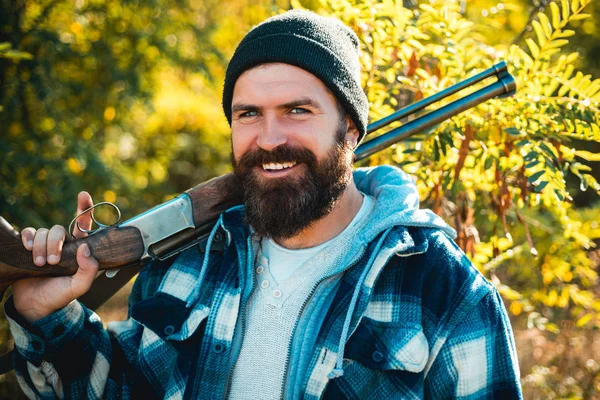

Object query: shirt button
[273,289,282,298]
[214,343,224,353]
[261,280,270,289]
[256,266,265,274]
[372,350,384,362]
[163,325,175,336]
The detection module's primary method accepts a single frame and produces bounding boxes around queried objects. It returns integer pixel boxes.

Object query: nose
[256,114,287,152]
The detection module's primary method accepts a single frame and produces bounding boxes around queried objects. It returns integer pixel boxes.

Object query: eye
[239,110,259,118]
[289,107,310,115]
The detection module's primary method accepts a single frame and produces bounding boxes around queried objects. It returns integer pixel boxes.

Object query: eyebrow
[231,97,322,114]
[278,97,322,111]
[231,103,260,113]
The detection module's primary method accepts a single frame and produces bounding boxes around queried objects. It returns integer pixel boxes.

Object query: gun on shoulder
[0,62,516,297]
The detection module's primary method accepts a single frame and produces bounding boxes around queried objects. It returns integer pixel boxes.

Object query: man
[6,10,522,399]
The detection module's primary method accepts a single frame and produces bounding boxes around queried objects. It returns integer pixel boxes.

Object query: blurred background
[1,0,599,398]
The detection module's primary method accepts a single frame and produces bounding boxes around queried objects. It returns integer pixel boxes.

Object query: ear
[344,115,360,148]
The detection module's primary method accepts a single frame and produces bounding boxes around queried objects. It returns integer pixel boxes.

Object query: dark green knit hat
[222,10,369,142]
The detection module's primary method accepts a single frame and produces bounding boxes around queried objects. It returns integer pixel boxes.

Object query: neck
[273,179,364,250]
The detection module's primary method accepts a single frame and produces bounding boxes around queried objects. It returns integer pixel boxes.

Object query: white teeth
[262,161,297,171]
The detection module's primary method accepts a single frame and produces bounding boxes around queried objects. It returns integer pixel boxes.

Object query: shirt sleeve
[424,289,523,399]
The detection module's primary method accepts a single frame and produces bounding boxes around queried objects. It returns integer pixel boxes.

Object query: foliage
[0,0,272,229]
[298,0,600,396]
[1,0,600,397]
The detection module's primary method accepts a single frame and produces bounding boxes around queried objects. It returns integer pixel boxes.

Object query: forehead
[232,63,338,107]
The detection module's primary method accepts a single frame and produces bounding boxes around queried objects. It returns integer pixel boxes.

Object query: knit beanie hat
[222,10,369,142]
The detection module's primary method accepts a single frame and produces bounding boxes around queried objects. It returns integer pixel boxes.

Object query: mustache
[234,146,317,172]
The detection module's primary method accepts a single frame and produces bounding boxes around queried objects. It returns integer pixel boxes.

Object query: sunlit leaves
[0,42,33,61]
[309,0,600,337]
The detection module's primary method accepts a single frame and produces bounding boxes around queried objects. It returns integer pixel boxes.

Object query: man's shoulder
[374,226,495,321]
[392,225,490,287]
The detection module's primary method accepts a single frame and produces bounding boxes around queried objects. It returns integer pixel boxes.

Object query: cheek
[231,129,254,160]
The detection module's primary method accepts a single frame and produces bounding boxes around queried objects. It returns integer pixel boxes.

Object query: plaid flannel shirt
[6,201,522,399]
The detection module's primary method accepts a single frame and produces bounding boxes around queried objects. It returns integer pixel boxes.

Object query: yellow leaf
[104,190,117,203]
[574,150,600,161]
[510,302,523,316]
[571,0,579,12]
[558,289,570,308]
[104,106,116,121]
[531,21,546,46]
[547,39,569,49]
[543,269,554,285]
[576,313,593,328]
[537,13,552,38]
[561,0,570,20]
[526,38,539,59]
[565,52,579,64]
[67,158,83,175]
[570,13,591,20]
[550,2,561,29]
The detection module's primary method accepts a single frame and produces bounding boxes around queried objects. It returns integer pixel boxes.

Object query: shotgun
[0,62,516,298]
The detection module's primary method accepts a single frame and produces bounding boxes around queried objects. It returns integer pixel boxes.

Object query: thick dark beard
[232,124,353,239]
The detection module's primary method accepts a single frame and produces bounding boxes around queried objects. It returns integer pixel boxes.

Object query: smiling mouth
[261,161,298,171]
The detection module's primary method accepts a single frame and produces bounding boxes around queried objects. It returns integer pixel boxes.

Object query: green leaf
[526,38,540,59]
[539,142,557,159]
[0,42,11,52]
[525,160,540,169]
[550,2,561,29]
[528,170,545,183]
[516,139,530,148]
[537,13,552,38]
[484,156,494,170]
[533,181,550,192]
[544,156,558,172]
[504,127,521,136]
[524,151,540,162]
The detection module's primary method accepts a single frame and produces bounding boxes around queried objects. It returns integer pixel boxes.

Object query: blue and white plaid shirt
[5,166,523,399]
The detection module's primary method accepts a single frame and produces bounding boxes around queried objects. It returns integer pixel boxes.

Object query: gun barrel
[366,61,513,134]
[356,62,516,161]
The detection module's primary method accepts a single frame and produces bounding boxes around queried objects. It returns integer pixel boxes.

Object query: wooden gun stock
[0,173,244,297]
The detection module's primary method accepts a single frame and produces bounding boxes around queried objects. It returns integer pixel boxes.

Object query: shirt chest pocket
[344,318,429,373]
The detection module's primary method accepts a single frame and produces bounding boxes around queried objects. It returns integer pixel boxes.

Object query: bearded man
[5,10,522,399]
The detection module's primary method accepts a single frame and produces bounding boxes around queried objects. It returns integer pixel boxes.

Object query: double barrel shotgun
[0,62,516,373]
